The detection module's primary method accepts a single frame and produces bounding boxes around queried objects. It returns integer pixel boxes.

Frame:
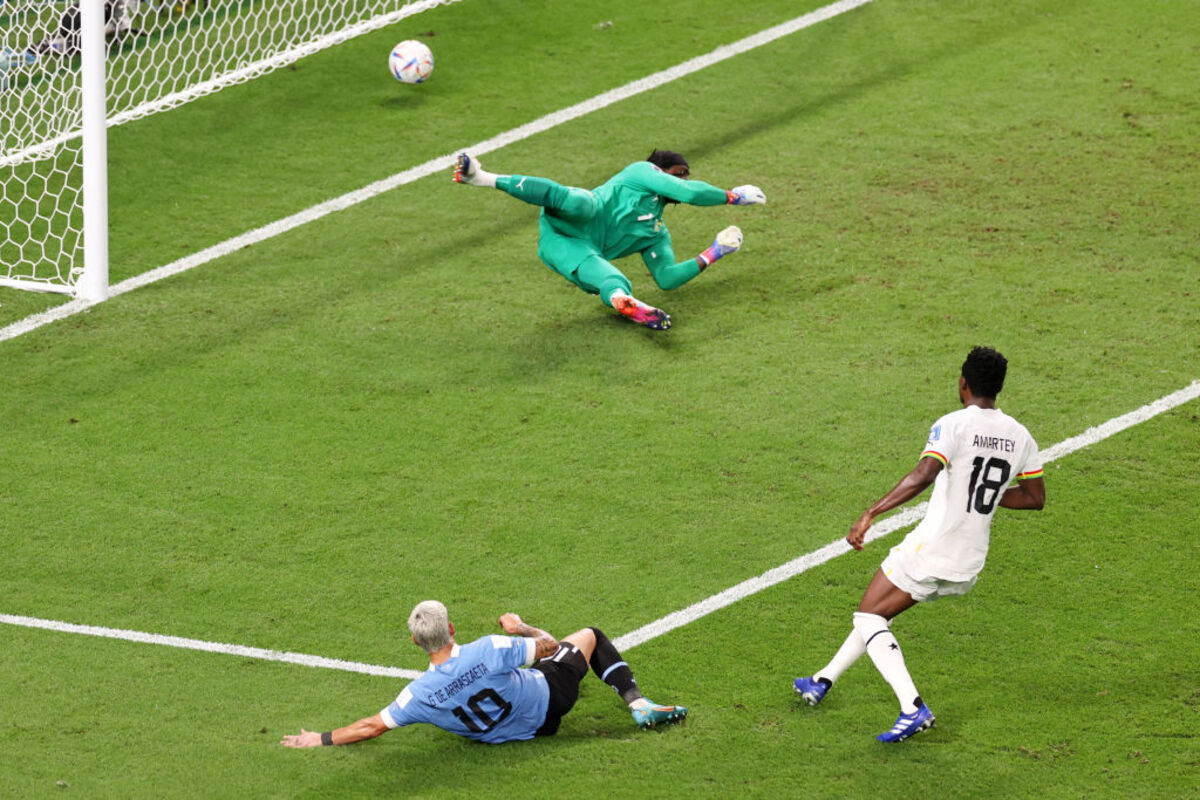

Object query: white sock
[816,628,866,685]
[630,698,650,710]
[853,612,920,714]
[472,168,497,188]
[458,156,498,188]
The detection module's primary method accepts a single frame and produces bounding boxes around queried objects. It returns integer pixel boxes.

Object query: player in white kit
[793,347,1046,742]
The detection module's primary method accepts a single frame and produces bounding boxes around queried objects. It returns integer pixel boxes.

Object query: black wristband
[320,731,333,746]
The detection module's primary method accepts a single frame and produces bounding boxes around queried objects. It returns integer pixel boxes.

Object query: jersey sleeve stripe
[523,637,537,666]
[380,706,400,729]
[921,450,947,466]
[1016,467,1044,480]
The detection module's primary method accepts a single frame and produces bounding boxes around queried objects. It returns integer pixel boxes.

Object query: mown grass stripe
[4,379,1195,673]
[0,0,872,344]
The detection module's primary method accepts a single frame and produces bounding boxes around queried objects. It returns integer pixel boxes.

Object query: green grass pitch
[1,0,1198,796]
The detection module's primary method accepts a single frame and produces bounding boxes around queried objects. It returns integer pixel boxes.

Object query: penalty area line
[1,380,1196,676]
[0,0,874,344]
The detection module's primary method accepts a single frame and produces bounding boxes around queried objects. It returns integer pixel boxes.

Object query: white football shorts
[880,544,977,602]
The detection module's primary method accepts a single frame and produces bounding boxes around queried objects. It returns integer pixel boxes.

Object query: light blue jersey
[379,635,549,743]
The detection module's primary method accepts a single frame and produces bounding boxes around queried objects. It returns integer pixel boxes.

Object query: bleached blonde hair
[408,600,452,653]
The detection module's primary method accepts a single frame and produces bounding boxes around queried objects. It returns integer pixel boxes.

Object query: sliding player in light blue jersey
[793,347,1046,743]
[281,600,686,749]
[453,149,766,331]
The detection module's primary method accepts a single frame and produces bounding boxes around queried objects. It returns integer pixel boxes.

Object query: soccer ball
[389,40,434,84]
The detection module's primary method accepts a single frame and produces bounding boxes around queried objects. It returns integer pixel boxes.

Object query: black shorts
[531,642,588,737]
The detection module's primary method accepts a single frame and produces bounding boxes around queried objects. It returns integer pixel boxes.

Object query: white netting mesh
[2,0,457,294]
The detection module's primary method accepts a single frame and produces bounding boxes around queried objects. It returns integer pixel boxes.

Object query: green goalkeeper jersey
[541,161,730,260]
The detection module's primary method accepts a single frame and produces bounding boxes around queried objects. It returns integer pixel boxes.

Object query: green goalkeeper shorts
[536,217,608,294]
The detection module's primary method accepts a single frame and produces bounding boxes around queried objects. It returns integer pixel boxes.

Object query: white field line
[614,380,1200,650]
[0,613,425,680]
[0,0,874,344]
[3,379,1197,674]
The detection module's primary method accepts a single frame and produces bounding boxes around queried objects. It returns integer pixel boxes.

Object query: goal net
[1,0,456,299]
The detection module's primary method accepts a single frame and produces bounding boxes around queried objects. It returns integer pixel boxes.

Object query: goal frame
[0,0,108,302]
[1,0,458,303]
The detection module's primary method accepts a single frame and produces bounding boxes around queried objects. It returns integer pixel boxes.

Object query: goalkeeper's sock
[471,169,498,188]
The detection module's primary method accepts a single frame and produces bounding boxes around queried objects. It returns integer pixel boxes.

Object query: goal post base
[0,278,78,296]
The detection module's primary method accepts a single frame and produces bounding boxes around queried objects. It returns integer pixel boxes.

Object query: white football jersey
[900,405,1042,580]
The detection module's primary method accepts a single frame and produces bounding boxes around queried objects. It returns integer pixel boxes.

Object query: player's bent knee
[651,273,688,291]
[561,628,597,659]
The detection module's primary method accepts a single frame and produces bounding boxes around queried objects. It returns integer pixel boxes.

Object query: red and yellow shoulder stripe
[1016,467,1044,481]
[920,450,947,466]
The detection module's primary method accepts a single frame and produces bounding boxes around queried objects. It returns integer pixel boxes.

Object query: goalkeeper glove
[697,225,744,269]
[728,185,766,205]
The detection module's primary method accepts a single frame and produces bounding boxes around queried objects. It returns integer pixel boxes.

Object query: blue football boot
[793,676,830,707]
[876,703,935,743]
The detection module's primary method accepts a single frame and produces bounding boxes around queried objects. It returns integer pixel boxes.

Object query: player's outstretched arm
[498,613,559,659]
[999,476,1045,510]
[631,164,729,206]
[281,715,389,748]
[846,457,943,550]
[634,161,767,206]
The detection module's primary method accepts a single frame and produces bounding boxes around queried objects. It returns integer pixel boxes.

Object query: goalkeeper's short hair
[647,149,689,172]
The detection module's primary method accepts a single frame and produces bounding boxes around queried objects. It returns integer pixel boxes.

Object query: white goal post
[1,0,458,302]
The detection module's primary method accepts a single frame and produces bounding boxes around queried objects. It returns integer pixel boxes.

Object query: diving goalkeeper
[453,149,766,330]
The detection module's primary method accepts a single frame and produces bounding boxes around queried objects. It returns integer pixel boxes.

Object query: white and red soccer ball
[389,39,433,84]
